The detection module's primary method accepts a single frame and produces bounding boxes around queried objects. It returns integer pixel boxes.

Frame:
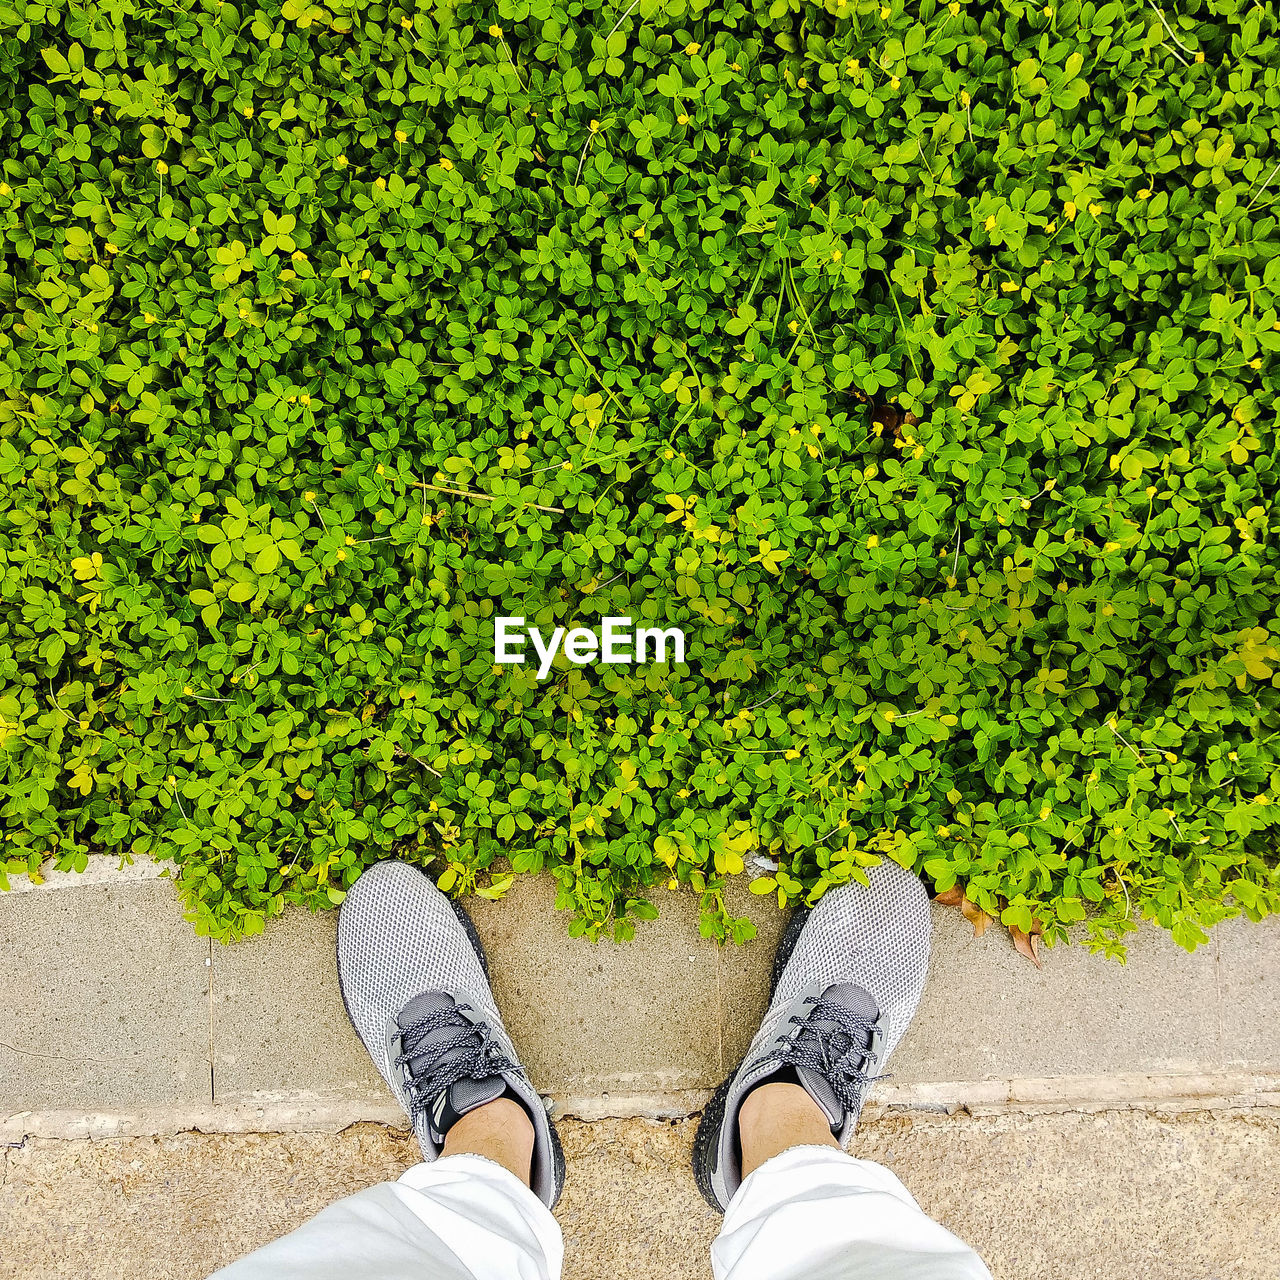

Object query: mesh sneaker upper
[711,859,933,1206]
[336,860,560,1206]
[337,862,504,1107]
[752,859,931,1073]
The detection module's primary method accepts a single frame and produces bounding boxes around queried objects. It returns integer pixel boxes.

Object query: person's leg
[714,1083,990,1280]
[209,861,565,1280]
[693,861,991,1280]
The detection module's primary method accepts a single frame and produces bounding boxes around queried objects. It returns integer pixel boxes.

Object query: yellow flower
[301,394,312,406]
[1020,498,1031,509]
[376,463,385,475]
[489,23,502,36]
[883,708,896,721]
[439,157,454,170]
[88,323,98,333]
[867,535,879,548]
[1088,202,1102,215]
[797,76,808,88]
[375,176,386,189]
[1001,281,1018,292]
[1044,478,1056,490]
[156,161,168,174]
[960,89,971,106]
[242,105,253,118]
[1165,752,1178,763]
[937,826,950,837]
[788,320,798,333]
[402,15,413,28]
[238,307,250,319]
[948,0,960,11]
[880,4,891,15]
[889,75,900,89]
[337,155,348,166]
[634,225,646,238]
[677,113,690,124]
[345,535,356,546]
[304,491,316,502]
[1043,4,1052,13]
[1194,50,1204,63]
[807,174,818,185]
[395,129,407,143]
[291,249,306,261]
[1145,484,1157,497]
[1045,219,1056,233]
[360,268,371,279]
[1249,358,1262,369]
[984,214,996,231]
[1137,187,1151,198]
[105,243,119,253]
[589,119,600,132]
[1063,200,1077,220]
[832,249,842,261]
[143,312,157,324]
[93,106,103,116]
[336,549,347,561]
[847,59,859,73]
[685,41,700,54]
[184,686,193,696]
[731,61,741,70]
[304,603,315,613]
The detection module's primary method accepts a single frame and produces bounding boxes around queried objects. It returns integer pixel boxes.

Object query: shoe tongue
[793,983,880,1129]
[398,992,508,1136]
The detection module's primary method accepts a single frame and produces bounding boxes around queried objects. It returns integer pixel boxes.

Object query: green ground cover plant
[1,0,1278,955]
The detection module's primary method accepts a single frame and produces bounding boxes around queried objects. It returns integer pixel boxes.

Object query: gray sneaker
[693,859,932,1211]
[337,860,565,1208]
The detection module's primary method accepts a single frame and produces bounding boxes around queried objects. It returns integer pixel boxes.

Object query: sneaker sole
[335,863,566,1208]
[691,905,810,1212]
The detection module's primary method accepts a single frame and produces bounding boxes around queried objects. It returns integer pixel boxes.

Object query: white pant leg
[210,1153,563,1280]
[712,1145,991,1280]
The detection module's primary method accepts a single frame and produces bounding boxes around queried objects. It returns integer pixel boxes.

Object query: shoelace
[396,1002,517,1116]
[769,995,888,1117]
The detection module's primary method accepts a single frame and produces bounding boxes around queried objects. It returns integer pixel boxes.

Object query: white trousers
[211,1145,991,1280]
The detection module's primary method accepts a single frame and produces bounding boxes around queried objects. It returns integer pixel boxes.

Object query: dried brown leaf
[933,886,964,907]
[959,895,993,938]
[1009,925,1042,968]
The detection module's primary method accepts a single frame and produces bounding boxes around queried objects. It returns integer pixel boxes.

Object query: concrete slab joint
[2,870,1278,1137]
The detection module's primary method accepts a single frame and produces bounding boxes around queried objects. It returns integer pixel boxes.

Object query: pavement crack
[1213,930,1225,1067]
[0,1040,140,1064]
[207,937,216,1105]
[714,941,724,1073]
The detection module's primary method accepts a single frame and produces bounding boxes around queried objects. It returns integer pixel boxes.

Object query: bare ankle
[441,1096,536,1186]
[738,1081,840,1179]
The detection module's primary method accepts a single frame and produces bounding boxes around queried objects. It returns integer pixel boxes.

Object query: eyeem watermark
[495,616,686,680]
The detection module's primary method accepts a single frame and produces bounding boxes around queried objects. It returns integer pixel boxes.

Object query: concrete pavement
[4,1110,1279,1280]
[2,860,1278,1280]
[3,867,1278,1138]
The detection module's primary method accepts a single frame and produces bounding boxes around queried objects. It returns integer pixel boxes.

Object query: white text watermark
[494,616,686,680]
